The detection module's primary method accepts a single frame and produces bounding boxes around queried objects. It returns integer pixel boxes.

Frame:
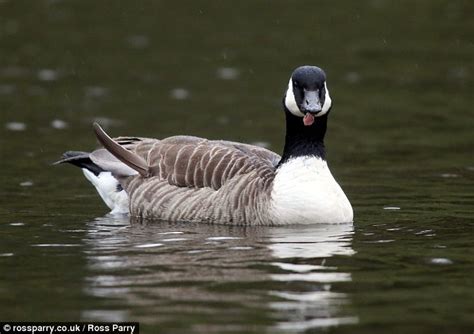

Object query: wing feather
[95,127,281,192]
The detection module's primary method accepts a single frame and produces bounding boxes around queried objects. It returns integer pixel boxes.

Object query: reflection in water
[267,225,357,331]
[82,216,356,332]
[268,224,355,258]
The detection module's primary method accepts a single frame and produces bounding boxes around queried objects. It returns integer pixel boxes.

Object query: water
[1,1,473,333]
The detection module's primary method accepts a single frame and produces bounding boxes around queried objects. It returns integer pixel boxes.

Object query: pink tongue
[303,113,315,126]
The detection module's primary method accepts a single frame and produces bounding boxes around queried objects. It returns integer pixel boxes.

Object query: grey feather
[93,123,149,177]
[89,149,138,177]
[88,124,280,224]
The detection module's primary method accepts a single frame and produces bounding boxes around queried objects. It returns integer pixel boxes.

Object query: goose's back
[114,135,280,224]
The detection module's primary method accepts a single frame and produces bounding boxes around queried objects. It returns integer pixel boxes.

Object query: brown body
[93,133,281,224]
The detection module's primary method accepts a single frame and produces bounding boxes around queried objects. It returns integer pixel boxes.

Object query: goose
[56,65,353,225]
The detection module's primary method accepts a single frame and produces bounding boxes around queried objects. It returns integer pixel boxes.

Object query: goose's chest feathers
[270,156,353,224]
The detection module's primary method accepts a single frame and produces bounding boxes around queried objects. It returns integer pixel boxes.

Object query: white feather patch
[82,169,129,215]
[284,78,304,117]
[318,81,332,117]
[285,79,332,118]
[270,156,353,224]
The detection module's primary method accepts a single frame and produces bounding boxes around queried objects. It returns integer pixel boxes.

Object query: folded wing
[92,124,281,191]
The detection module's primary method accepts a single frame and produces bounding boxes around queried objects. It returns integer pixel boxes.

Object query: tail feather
[55,131,133,215]
[93,123,149,177]
[54,151,104,176]
[55,150,129,214]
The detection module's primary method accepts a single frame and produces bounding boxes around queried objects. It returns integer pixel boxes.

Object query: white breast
[270,156,353,224]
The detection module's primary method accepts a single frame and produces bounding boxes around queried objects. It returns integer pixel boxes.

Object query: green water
[1,1,473,333]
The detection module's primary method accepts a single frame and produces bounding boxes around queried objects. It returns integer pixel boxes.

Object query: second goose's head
[284,66,332,126]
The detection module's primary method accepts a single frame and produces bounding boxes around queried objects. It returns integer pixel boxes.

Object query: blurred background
[0,1,473,333]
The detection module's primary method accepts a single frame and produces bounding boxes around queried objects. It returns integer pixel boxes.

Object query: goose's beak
[301,90,322,126]
[301,90,322,115]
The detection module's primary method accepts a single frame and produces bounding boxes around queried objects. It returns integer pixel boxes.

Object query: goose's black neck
[278,107,327,166]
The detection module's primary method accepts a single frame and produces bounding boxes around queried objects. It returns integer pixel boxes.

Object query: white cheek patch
[284,78,304,117]
[318,81,332,117]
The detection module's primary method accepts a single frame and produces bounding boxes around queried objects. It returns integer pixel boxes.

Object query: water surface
[0,1,473,333]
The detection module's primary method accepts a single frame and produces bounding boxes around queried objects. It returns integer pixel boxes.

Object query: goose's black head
[284,66,332,126]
